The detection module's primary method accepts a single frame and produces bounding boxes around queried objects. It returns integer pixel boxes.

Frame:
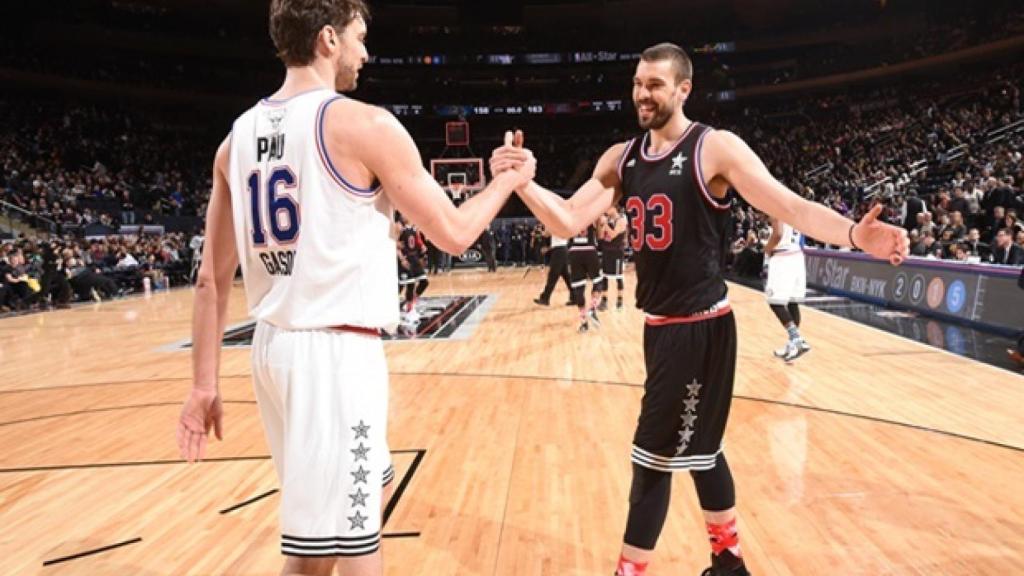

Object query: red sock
[616,554,648,576]
[707,518,743,559]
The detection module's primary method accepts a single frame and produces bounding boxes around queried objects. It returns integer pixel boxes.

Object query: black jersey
[619,123,732,316]
[598,215,627,253]
[399,226,424,257]
[568,225,598,251]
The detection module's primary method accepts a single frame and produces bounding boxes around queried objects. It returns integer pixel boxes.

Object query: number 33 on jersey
[618,123,733,316]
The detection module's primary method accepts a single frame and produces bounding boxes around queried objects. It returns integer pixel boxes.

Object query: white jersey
[228,88,399,331]
[773,221,803,254]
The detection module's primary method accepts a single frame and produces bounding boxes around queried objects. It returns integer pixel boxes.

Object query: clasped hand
[489,130,536,188]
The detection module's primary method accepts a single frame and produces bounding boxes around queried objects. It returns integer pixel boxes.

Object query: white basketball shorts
[765,250,807,305]
[251,321,393,557]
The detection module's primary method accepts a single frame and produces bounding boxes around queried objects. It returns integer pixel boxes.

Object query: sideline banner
[804,248,1024,334]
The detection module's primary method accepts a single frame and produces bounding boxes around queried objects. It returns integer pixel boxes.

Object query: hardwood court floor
[1,268,1022,575]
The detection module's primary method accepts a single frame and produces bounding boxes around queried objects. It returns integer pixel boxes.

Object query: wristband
[848,223,860,251]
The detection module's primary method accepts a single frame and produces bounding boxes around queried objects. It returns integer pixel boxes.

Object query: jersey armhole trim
[617,138,636,183]
[316,96,382,197]
[693,128,731,212]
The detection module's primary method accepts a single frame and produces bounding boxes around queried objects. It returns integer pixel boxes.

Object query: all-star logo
[626,158,637,168]
[669,152,687,176]
[675,378,702,456]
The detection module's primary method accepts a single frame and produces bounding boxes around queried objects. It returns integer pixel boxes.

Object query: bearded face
[632,59,689,131]
[330,14,368,92]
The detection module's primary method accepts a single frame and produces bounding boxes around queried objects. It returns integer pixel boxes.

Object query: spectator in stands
[947,211,966,240]
[1006,210,1023,235]
[911,230,936,257]
[0,249,38,310]
[991,228,1024,265]
[985,178,1016,215]
[907,229,920,252]
[116,250,139,269]
[987,206,1007,241]
[949,187,969,218]
[951,243,970,262]
[65,250,120,301]
[917,211,937,236]
[964,228,990,260]
[903,190,928,232]
[121,190,135,225]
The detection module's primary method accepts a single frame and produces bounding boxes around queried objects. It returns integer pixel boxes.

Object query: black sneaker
[700,552,750,576]
[578,321,589,333]
[565,300,575,306]
[533,297,550,306]
[616,299,624,310]
[701,566,751,575]
[598,297,608,312]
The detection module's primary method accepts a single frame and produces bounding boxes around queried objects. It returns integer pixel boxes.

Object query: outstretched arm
[501,142,627,238]
[703,130,908,264]
[354,109,533,255]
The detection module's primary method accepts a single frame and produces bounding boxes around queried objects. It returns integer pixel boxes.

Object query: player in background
[598,204,629,310]
[762,215,810,362]
[397,214,429,325]
[567,220,606,332]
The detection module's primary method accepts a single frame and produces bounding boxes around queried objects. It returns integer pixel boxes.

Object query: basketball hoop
[449,182,466,200]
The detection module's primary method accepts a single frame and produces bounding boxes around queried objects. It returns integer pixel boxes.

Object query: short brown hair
[641,42,693,83]
[269,0,371,67]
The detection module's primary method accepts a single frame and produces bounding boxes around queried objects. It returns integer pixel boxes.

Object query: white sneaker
[783,339,810,362]
[773,343,791,358]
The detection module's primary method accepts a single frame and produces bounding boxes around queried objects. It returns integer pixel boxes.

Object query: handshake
[489,129,536,191]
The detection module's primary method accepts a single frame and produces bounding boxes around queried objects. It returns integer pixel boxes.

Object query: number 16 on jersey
[248,166,300,276]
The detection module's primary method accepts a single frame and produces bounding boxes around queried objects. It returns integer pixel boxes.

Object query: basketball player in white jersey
[174,2,534,575]
[763,215,810,362]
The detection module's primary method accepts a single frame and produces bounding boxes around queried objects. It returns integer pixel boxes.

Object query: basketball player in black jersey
[492,43,908,576]
[567,221,606,332]
[397,215,429,324]
[598,205,629,310]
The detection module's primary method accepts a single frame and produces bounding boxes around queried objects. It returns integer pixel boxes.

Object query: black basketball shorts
[398,255,426,285]
[601,249,625,279]
[568,249,603,289]
[631,302,737,472]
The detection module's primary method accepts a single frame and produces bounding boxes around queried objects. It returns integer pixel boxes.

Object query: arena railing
[986,119,1024,145]
[0,200,56,239]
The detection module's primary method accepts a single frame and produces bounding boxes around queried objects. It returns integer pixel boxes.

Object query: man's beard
[335,59,359,92]
[636,101,673,130]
